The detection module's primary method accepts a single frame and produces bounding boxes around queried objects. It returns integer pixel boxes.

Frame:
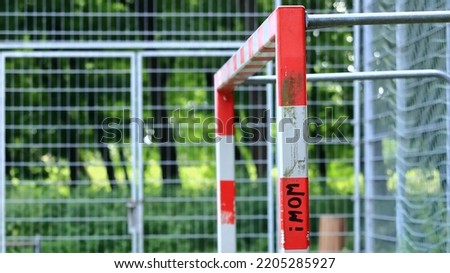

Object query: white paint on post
[277,106,308,179]
[218,224,236,253]
[276,105,309,252]
[216,135,235,253]
[216,135,235,181]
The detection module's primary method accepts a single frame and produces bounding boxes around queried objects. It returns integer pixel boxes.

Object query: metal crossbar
[246,70,450,84]
[6,236,41,253]
[0,41,243,50]
[307,11,450,29]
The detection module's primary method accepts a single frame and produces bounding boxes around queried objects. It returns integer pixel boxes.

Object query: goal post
[214,6,308,253]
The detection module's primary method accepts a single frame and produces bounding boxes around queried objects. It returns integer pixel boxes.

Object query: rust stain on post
[281,73,304,106]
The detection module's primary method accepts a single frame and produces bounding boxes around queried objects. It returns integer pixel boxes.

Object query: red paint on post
[248,36,254,58]
[280,177,309,250]
[215,86,234,136]
[276,6,307,107]
[220,180,236,224]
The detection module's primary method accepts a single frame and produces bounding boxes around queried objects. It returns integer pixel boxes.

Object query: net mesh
[364,0,450,252]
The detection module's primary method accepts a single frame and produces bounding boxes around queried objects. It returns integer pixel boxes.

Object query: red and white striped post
[215,86,236,252]
[275,7,309,252]
[214,6,308,252]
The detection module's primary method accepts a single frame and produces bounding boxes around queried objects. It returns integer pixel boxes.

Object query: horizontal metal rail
[246,70,450,84]
[5,235,41,253]
[307,11,450,29]
[0,41,242,50]
[1,51,134,58]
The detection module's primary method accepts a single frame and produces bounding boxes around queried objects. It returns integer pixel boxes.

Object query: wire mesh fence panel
[302,0,356,252]
[0,0,359,253]
[139,52,275,252]
[4,54,134,252]
[140,53,220,252]
[363,0,450,252]
[306,80,355,253]
[0,0,272,43]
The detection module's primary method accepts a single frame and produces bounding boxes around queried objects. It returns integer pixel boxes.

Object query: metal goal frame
[214,6,308,253]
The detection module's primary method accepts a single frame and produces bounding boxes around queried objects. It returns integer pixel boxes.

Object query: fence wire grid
[1,0,449,253]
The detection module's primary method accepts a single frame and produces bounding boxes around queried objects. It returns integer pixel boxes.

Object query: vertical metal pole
[34,235,41,253]
[353,0,362,253]
[395,0,407,252]
[215,87,236,253]
[130,54,138,253]
[362,0,375,253]
[445,0,450,253]
[130,54,144,253]
[266,62,275,253]
[0,54,6,253]
[276,7,309,252]
[272,0,281,253]
[135,53,144,253]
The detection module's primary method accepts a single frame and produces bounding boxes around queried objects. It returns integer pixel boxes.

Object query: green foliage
[7,175,355,252]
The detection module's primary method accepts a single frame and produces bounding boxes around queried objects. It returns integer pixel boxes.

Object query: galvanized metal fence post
[130,52,138,253]
[266,62,275,253]
[395,0,408,252]
[136,52,144,254]
[130,52,144,253]
[446,0,450,253]
[0,53,6,253]
[353,0,362,254]
[362,0,375,252]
